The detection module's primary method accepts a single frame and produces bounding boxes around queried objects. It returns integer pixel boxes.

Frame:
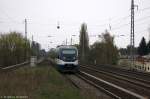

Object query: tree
[39,49,46,57]
[147,40,150,54]
[0,32,31,66]
[79,23,89,64]
[146,27,150,54]
[31,41,41,58]
[138,37,147,56]
[89,30,118,65]
[119,48,127,56]
[125,45,138,56]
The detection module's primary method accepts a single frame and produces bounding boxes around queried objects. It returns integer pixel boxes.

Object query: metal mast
[25,19,27,40]
[130,0,135,69]
[25,19,27,60]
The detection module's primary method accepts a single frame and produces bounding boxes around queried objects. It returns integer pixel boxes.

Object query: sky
[0,0,150,51]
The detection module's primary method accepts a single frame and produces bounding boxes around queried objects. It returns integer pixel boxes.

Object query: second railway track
[93,65,150,82]
[81,65,150,89]
[79,65,150,99]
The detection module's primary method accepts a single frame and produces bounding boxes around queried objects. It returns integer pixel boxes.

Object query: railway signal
[57,22,60,29]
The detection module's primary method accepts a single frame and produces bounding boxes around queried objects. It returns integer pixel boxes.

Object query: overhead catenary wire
[0,14,147,30]
[138,6,150,12]
[0,10,131,29]
[111,15,150,31]
[0,3,149,37]
[0,8,21,24]
[0,3,149,28]
[111,5,150,30]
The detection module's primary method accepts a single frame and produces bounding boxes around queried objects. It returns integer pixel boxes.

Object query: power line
[111,15,130,26]
[90,13,149,30]
[0,16,132,29]
[111,15,150,31]
[111,6,150,30]
[0,16,129,28]
[0,8,20,24]
[0,8,149,34]
[138,6,150,12]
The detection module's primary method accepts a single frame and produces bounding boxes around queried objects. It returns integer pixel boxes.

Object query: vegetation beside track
[0,32,46,67]
[0,61,83,99]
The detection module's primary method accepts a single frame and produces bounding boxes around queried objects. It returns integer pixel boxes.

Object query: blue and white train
[54,45,79,72]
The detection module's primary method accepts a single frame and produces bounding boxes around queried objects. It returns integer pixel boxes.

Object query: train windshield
[62,50,76,54]
[60,49,77,61]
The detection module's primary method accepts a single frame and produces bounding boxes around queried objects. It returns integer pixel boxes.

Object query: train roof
[56,45,77,49]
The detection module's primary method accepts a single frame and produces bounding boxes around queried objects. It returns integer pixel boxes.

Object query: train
[54,45,79,73]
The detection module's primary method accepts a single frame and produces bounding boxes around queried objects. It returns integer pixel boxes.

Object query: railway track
[65,74,113,99]
[0,61,29,72]
[79,66,150,99]
[0,58,45,71]
[95,65,150,82]
[81,66,150,89]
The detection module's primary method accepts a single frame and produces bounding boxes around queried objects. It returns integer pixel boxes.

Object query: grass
[0,61,83,99]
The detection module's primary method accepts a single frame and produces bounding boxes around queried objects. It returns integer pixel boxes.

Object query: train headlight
[73,57,76,60]
[63,57,66,60]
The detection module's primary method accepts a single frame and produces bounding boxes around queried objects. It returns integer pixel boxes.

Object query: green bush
[0,32,30,66]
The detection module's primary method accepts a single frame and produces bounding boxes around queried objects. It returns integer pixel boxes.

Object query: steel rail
[81,66,150,89]
[2,61,29,70]
[1,58,45,70]
[76,73,121,99]
[97,64,150,79]
[79,71,146,99]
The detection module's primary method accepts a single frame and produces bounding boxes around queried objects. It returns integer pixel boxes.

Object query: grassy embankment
[0,61,83,99]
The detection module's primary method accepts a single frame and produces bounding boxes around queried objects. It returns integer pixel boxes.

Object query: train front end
[56,46,79,72]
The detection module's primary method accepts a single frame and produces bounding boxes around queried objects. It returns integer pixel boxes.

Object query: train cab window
[62,50,76,54]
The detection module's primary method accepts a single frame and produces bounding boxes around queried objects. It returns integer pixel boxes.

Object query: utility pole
[25,19,27,40]
[82,32,85,64]
[32,35,34,42]
[25,19,27,60]
[130,0,137,69]
[66,38,67,45]
[148,27,150,41]
[71,37,72,45]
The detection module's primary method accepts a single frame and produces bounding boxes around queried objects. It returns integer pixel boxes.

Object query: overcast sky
[0,0,150,50]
